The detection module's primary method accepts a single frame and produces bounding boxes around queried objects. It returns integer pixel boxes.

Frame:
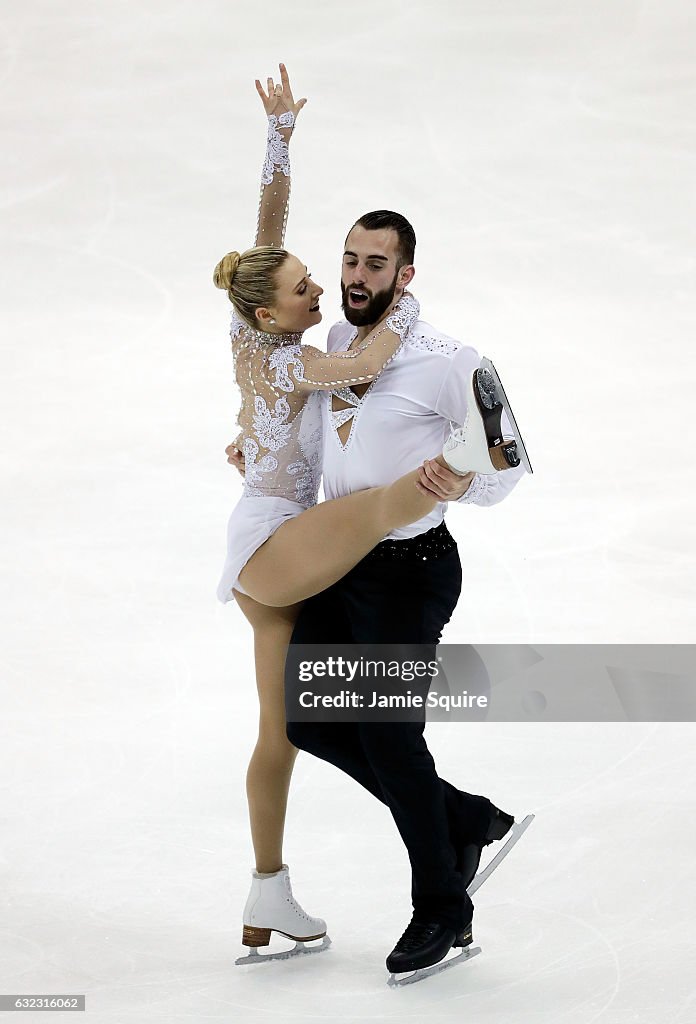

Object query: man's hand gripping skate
[415,459,475,501]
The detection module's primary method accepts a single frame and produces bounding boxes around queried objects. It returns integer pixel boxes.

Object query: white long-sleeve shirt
[322,312,526,540]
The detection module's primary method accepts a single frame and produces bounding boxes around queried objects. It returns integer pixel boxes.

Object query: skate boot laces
[449,417,470,444]
[282,872,316,924]
[396,919,441,952]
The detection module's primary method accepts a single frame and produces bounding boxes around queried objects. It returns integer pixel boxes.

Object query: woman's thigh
[237,488,392,607]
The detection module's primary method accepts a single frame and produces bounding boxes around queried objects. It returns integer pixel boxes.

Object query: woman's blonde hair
[213,246,290,328]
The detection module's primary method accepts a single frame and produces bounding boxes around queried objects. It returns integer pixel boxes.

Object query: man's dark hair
[349,210,416,269]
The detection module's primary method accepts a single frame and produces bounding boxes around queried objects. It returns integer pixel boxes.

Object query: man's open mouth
[309,302,320,312]
[348,290,369,307]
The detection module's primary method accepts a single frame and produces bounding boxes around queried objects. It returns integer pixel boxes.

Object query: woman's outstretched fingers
[278,63,307,115]
[256,77,277,115]
[255,65,306,117]
[279,63,292,101]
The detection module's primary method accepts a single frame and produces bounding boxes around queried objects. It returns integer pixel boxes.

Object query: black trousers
[285,526,487,931]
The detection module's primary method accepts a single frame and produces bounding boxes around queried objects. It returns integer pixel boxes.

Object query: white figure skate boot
[443,356,533,476]
[235,863,331,965]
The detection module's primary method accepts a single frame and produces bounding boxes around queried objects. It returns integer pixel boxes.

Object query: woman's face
[256,253,324,333]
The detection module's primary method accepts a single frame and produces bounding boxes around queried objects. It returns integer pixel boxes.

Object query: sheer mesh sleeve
[254,112,295,249]
[265,293,420,392]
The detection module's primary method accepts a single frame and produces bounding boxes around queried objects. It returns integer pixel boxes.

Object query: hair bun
[213,251,241,291]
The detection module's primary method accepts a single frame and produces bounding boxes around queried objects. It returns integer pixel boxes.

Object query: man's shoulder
[326,314,478,365]
[406,320,482,367]
[406,319,461,358]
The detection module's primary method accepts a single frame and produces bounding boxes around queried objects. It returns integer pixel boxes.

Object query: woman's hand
[255,63,307,120]
[226,441,245,477]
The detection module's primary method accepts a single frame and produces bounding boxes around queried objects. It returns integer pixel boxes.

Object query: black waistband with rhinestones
[361,520,457,563]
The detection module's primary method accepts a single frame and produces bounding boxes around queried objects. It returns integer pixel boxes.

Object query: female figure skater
[214,66,522,959]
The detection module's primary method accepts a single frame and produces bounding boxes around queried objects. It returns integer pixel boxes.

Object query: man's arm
[415,459,476,501]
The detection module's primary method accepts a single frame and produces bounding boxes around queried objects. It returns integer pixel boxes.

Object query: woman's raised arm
[253,64,307,249]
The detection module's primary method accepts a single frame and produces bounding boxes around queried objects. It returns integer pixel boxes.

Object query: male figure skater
[227,210,528,979]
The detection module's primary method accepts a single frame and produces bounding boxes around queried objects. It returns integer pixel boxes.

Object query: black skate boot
[386,916,473,975]
[459,802,515,890]
[451,794,515,890]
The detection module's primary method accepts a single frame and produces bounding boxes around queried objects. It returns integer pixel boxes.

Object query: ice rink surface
[1,0,695,1020]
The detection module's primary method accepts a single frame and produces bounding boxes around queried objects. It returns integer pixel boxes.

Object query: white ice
[1,1,695,1021]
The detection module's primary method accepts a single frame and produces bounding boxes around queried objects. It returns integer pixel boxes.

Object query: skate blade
[479,356,533,474]
[235,934,331,965]
[387,945,481,987]
[467,813,535,897]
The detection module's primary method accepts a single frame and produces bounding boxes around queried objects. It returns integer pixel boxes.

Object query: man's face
[341,226,410,327]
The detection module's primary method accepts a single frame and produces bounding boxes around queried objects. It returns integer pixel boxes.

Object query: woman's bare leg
[234,589,304,873]
[238,455,449,607]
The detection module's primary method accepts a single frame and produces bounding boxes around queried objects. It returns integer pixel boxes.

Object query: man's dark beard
[341,271,399,327]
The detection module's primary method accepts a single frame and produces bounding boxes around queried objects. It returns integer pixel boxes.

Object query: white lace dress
[216,110,420,604]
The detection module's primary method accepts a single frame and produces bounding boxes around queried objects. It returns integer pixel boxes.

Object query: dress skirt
[216,494,307,604]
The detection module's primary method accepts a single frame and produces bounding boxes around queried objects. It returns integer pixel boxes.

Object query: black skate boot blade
[467,813,535,897]
[486,807,515,843]
[387,945,482,987]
